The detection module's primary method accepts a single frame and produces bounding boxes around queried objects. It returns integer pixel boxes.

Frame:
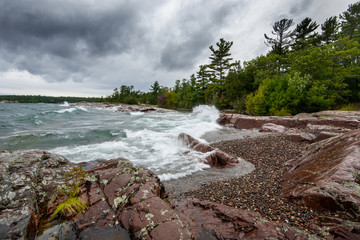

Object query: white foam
[60,101,70,107]
[76,106,88,112]
[55,108,77,113]
[54,106,88,113]
[130,112,144,116]
[49,105,223,180]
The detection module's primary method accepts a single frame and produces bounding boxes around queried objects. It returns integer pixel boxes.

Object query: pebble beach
[166,134,356,237]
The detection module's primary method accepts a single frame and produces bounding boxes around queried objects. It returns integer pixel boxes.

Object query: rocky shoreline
[1,110,360,239]
[185,134,359,238]
[70,102,175,113]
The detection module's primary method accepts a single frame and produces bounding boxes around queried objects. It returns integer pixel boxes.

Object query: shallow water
[1,103,255,181]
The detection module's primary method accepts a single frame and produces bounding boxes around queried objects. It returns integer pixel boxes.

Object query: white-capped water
[1,103,238,181]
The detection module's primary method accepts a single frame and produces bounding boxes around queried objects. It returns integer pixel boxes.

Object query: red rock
[219,113,360,130]
[178,133,239,168]
[173,198,314,240]
[284,128,317,142]
[150,220,191,240]
[282,130,360,218]
[1,151,326,239]
[260,123,286,133]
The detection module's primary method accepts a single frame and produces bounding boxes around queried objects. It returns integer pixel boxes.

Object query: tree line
[108,2,360,115]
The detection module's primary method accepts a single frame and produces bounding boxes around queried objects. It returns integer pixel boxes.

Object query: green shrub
[273,108,292,116]
[339,104,357,111]
[52,167,88,219]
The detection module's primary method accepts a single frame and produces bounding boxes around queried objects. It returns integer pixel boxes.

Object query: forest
[107,2,360,115]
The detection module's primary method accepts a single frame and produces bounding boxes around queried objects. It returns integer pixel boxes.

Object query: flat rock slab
[282,129,360,218]
[173,198,316,240]
[219,113,360,131]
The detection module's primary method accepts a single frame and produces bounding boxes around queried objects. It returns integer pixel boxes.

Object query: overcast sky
[0,0,357,97]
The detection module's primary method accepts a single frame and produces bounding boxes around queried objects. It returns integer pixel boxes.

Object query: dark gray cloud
[0,0,141,56]
[158,1,238,70]
[289,0,313,16]
[0,0,357,96]
[0,0,145,80]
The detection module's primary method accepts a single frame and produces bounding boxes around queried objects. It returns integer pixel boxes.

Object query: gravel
[179,134,354,238]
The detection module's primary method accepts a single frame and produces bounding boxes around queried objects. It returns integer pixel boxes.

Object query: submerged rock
[282,129,360,219]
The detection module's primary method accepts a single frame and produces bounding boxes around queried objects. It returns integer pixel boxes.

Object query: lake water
[0,103,256,181]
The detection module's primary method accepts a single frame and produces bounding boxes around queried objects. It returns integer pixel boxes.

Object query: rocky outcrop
[178,133,240,168]
[219,113,360,131]
[0,151,77,240]
[1,150,322,240]
[282,129,360,219]
[0,151,190,240]
[75,158,192,240]
[220,112,360,143]
[70,102,173,113]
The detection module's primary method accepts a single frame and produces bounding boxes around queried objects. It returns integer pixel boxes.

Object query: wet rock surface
[178,133,240,168]
[283,129,360,218]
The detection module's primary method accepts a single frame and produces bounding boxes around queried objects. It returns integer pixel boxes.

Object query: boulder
[73,158,192,240]
[178,133,239,168]
[0,151,77,240]
[0,151,191,240]
[260,123,286,133]
[282,129,360,218]
[284,128,317,142]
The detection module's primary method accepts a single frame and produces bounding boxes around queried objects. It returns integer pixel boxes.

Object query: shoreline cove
[1,103,360,239]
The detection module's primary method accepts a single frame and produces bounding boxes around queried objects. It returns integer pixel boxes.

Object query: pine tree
[208,38,234,85]
[149,81,161,104]
[292,17,319,49]
[340,2,360,41]
[264,18,295,55]
[321,16,339,44]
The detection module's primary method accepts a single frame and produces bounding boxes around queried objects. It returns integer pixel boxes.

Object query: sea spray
[1,103,227,180]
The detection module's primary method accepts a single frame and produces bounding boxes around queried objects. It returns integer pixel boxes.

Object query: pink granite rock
[282,130,360,218]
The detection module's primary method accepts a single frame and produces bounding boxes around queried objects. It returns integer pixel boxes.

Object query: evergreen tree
[340,2,360,41]
[112,88,120,102]
[292,17,319,49]
[321,16,339,44]
[208,38,234,85]
[194,65,210,104]
[149,81,161,104]
[264,18,295,55]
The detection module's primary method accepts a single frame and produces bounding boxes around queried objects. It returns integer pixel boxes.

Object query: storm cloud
[0,0,356,96]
